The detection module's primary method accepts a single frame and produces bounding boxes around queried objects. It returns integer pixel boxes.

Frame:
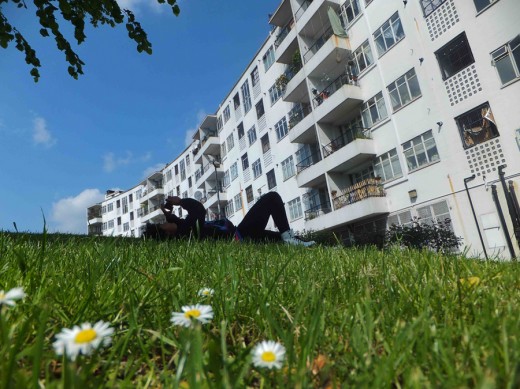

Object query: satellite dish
[194,190,203,201]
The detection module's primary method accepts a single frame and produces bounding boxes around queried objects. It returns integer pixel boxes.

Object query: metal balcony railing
[304,201,332,220]
[200,130,218,146]
[295,0,314,21]
[274,22,293,48]
[312,72,357,108]
[88,210,102,219]
[288,103,312,129]
[296,151,322,173]
[322,126,371,157]
[332,178,385,210]
[303,26,333,63]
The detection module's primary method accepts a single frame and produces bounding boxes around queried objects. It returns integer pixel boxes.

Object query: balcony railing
[200,130,218,146]
[296,151,322,173]
[322,126,371,157]
[312,72,357,108]
[274,21,293,48]
[288,103,312,129]
[304,201,332,220]
[303,26,333,63]
[88,210,102,219]
[295,0,313,22]
[332,178,385,210]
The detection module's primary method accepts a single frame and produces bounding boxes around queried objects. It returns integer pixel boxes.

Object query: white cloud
[103,151,133,173]
[51,189,105,234]
[142,162,166,179]
[116,0,164,13]
[32,117,56,147]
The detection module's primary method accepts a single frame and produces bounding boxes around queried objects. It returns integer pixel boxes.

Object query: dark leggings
[237,192,290,241]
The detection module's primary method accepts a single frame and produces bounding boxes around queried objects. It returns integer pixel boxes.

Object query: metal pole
[491,184,516,259]
[498,165,520,241]
[464,175,488,259]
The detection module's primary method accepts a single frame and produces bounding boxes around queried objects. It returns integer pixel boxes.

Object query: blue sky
[0,0,281,233]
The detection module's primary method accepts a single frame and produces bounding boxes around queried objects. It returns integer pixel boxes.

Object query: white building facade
[88,0,520,260]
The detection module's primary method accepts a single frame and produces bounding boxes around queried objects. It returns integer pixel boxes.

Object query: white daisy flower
[252,340,286,370]
[52,321,114,361]
[197,288,214,297]
[0,287,26,307]
[170,304,214,327]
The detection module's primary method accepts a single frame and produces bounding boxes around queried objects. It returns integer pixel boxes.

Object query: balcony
[304,200,333,221]
[297,0,341,36]
[202,187,228,212]
[87,205,102,225]
[305,178,388,231]
[305,35,351,80]
[283,67,307,103]
[322,127,376,173]
[269,0,292,27]
[296,151,325,187]
[196,162,223,189]
[194,130,219,165]
[275,25,298,65]
[312,75,362,124]
[289,106,315,144]
[140,204,164,223]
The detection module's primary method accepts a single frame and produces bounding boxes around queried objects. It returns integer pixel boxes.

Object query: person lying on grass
[143,191,315,246]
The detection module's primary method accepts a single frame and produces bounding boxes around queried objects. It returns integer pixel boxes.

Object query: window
[223,105,231,123]
[287,197,303,220]
[122,197,128,213]
[129,194,133,203]
[108,220,114,229]
[251,66,260,87]
[135,189,142,200]
[402,130,440,171]
[373,12,405,56]
[102,205,107,214]
[225,201,234,216]
[281,155,296,180]
[217,115,223,132]
[234,193,242,211]
[340,0,361,27]
[387,210,413,227]
[455,102,499,149]
[221,141,227,158]
[435,33,474,80]
[275,116,289,141]
[117,217,121,225]
[176,186,180,196]
[247,126,257,145]
[267,169,277,189]
[353,165,374,184]
[233,92,241,110]
[365,0,373,5]
[473,0,499,13]
[387,68,421,111]
[237,122,245,139]
[361,92,388,128]
[123,222,130,232]
[230,162,239,181]
[374,149,403,182]
[245,185,254,203]
[188,177,192,188]
[107,202,114,212]
[255,99,265,119]
[174,164,179,175]
[241,153,249,170]
[269,84,284,105]
[263,46,275,71]
[226,133,235,151]
[261,133,271,153]
[491,35,520,85]
[241,80,252,113]
[223,170,230,188]
[352,40,374,75]
[417,200,451,227]
[180,160,186,180]
[252,159,262,179]
[165,170,172,182]
[185,154,190,166]
[420,0,446,17]
[182,191,188,199]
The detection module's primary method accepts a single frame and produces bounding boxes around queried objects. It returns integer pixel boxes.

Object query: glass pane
[365,43,374,65]
[369,102,380,123]
[408,73,421,98]
[376,96,388,119]
[414,142,427,166]
[495,56,516,84]
[383,25,395,48]
[397,81,411,106]
[382,157,393,180]
[473,0,491,12]
[424,137,439,162]
[392,17,404,40]
[390,151,402,176]
[389,88,401,110]
[404,149,417,170]
[374,34,386,55]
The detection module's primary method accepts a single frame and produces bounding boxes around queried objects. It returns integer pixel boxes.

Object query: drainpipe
[491,184,516,259]
[464,175,488,260]
[498,165,520,242]
[508,180,520,244]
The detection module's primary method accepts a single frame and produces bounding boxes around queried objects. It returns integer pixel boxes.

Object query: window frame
[491,35,520,85]
[247,125,257,145]
[352,40,374,75]
[252,158,262,179]
[373,12,405,57]
[287,197,303,220]
[420,0,447,17]
[402,130,440,172]
[281,155,296,180]
[374,149,403,182]
[267,169,277,190]
[435,32,475,80]
[275,116,289,141]
[387,68,422,111]
[361,91,388,128]
[455,102,500,150]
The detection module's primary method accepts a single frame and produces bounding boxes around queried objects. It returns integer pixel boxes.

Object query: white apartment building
[88,0,520,260]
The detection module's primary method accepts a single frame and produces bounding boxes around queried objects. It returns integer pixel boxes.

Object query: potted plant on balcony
[275,73,289,90]
[290,49,302,74]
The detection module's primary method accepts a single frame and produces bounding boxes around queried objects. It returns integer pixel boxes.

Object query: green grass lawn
[1,232,519,388]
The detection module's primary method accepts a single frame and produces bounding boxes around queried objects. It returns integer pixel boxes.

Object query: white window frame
[373,12,405,57]
[241,80,252,114]
[230,162,239,181]
[223,105,231,123]
[420,0,447,17]
[361,92,388,128]
[491,35,520,85]
[275,116,289,141]
[234,193,242,211]
[402,130,440,172]
[374,149,403,182]
[340,0,361,27]
[226,133,235,151]
[387,68,421,111]
[269,84,284,105]
[352,40,374,75]
[252,159,262,179]
[287,197,303,220]
[263,46,275,71]
[281,155,296,180]
[247,126,257,145]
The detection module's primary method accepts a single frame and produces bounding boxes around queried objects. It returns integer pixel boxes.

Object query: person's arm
[165,197,206,237]
[162,197,182,224]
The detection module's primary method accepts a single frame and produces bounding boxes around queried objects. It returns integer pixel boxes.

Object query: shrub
[384,218,462,253]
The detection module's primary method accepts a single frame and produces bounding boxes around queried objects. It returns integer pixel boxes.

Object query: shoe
[280,229,316,247]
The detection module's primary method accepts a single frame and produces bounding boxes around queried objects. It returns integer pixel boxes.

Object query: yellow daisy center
[75,329,97,344]
[0,292,4,299]
[261,351,276,363]
[184,309,201,319]
[203,291,210,295]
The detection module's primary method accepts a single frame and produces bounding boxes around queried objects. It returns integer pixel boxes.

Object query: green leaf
[39,28,49,37]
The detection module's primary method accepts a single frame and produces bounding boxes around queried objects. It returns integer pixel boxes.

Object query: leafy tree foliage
[0,0,180,81]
